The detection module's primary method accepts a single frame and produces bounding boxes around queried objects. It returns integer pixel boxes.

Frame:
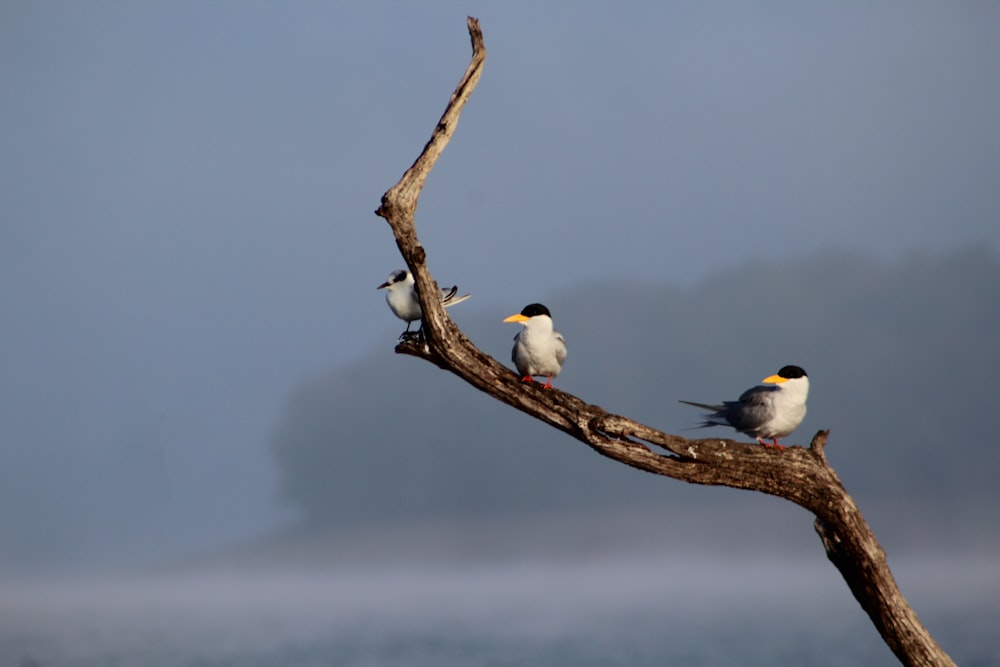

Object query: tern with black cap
[503,303,567,389]
[679,365,809,449]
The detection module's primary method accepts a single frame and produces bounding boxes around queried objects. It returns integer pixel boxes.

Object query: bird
[377,269,470,337]
[679,365,809,449]
[503,303,567,389]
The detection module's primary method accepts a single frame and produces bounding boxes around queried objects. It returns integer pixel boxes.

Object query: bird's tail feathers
[678,399,724,412]
[680,422,717,432]
[442,292,472,308]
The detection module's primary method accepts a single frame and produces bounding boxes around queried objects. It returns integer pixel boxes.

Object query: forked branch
[372,17,954,667]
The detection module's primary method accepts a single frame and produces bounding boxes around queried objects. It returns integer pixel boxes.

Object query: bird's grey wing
[554,331,567,367]
[511,331,529,373]
[737,384,779,406]
[438,285,458,301]
[724,386,778,431]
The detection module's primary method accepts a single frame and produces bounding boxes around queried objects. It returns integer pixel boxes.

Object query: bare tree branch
[373,17,955,667]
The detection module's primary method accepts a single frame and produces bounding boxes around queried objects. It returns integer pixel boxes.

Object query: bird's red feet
[519,375,554,389]
[758,438,786,450]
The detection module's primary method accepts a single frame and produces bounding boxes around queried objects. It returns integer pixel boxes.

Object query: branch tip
[466,16,483,47]
[809,429,830,454]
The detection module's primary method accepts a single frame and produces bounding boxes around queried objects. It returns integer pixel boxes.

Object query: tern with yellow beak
[679,365,809,449]
[503,303,566,389]
[377,269,470,337]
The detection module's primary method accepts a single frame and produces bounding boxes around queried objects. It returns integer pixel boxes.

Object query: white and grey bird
[679,365,809,449]
[377,269,471,336]
[503,303,567,389]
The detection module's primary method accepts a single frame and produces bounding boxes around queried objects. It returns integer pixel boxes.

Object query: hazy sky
[2,1,999,570]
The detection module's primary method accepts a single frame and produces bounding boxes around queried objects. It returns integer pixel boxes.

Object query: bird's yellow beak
[762,374,787,384]
[504,313,529,323]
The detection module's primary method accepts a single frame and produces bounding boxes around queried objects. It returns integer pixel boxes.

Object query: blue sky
[2,1,999,569]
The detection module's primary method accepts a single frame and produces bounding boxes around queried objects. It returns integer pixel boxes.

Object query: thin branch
[375,16,486,347]
[372,17,955,667]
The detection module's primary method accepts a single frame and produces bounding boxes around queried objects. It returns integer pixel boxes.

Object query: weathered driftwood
[374,17,955,667]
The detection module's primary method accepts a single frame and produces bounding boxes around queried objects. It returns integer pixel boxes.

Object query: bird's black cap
[777,365,807,379]
[520,303,552,318]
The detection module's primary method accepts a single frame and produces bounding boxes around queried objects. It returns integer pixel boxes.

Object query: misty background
[4,3,1000,664]
[2,1,1000,657]
[3,0,999,569]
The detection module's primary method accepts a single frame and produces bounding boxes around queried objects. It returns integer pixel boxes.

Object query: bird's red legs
[757,437,786,450]
[519,375,555,389]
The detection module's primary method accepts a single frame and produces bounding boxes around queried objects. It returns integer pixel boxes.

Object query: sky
[2,1,999,571]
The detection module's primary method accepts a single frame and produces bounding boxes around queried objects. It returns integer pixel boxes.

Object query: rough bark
[373,17,955,667]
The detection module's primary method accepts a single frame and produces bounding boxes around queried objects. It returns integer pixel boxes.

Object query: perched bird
[679,365,809,449]
[377,269,471,336]
[503,303,567,389]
